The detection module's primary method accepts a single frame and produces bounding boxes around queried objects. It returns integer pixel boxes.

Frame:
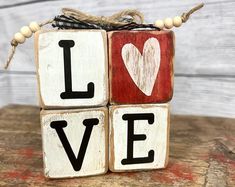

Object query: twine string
[4,40,18,69]
[39,19,54,27]
[181,3,204,23]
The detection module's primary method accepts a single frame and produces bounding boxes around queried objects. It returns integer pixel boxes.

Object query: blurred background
[0,0,234,118]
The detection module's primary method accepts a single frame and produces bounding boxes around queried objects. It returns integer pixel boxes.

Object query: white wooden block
[41,107,108,178]
[109,104,170,172]
[35,30,108,109]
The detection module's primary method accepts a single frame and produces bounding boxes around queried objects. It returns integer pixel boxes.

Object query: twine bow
[62,8,144,26]
[52,9,156,31]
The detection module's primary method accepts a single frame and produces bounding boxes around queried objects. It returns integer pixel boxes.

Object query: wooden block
[109,104,170,172]
[108,30,174,104]
[40,107,108,178]
[35,30,108,109]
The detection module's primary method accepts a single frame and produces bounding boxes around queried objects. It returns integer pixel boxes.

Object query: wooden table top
[0,105,234,187]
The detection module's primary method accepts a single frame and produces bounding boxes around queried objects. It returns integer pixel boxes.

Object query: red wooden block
[108,30,174,104]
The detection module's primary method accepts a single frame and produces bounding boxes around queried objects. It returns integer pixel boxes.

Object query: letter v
[50,118,99,171]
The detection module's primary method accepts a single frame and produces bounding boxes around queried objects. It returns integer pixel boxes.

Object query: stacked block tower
[36,29,174,178]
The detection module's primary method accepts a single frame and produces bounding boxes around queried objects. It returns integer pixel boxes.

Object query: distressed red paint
[18,148,34,159]
[3,170,33,181]
[33,172,45,182]
[210,152,235,183]
[108,30,174,104]
[151,162,194,184]
[2,169,45,183]
[18,147,42,159]
[169,163,194,181]
[211,153,235,168]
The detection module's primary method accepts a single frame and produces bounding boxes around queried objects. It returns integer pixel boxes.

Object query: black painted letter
[59,40,94,99]
[121,113,155,165]
[50,118,99,171]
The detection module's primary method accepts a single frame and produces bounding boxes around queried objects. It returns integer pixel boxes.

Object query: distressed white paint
[41,107,108,178]
[109,104,169,171]
[36,30,108,108]
[121,38,161,96]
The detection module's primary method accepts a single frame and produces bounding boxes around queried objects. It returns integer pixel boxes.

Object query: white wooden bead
[20,26,32,38]
[173,16,183,27]
[154,20,164,29]
[14,32,26,44]
[164,18,173,29]
[29,21,40,32]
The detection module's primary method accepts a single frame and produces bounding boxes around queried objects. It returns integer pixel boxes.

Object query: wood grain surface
[0,105,235,186]
[0,0,235,117]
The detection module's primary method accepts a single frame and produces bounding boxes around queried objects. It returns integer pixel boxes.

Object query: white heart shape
[121,37,161,96]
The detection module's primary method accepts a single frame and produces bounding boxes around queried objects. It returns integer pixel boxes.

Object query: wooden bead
[164,18,173,29]
[173,16,182,27]
[14,32,26,44]
[154,20,164,29]
[20,26,32,38]
[29,21,40,32]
